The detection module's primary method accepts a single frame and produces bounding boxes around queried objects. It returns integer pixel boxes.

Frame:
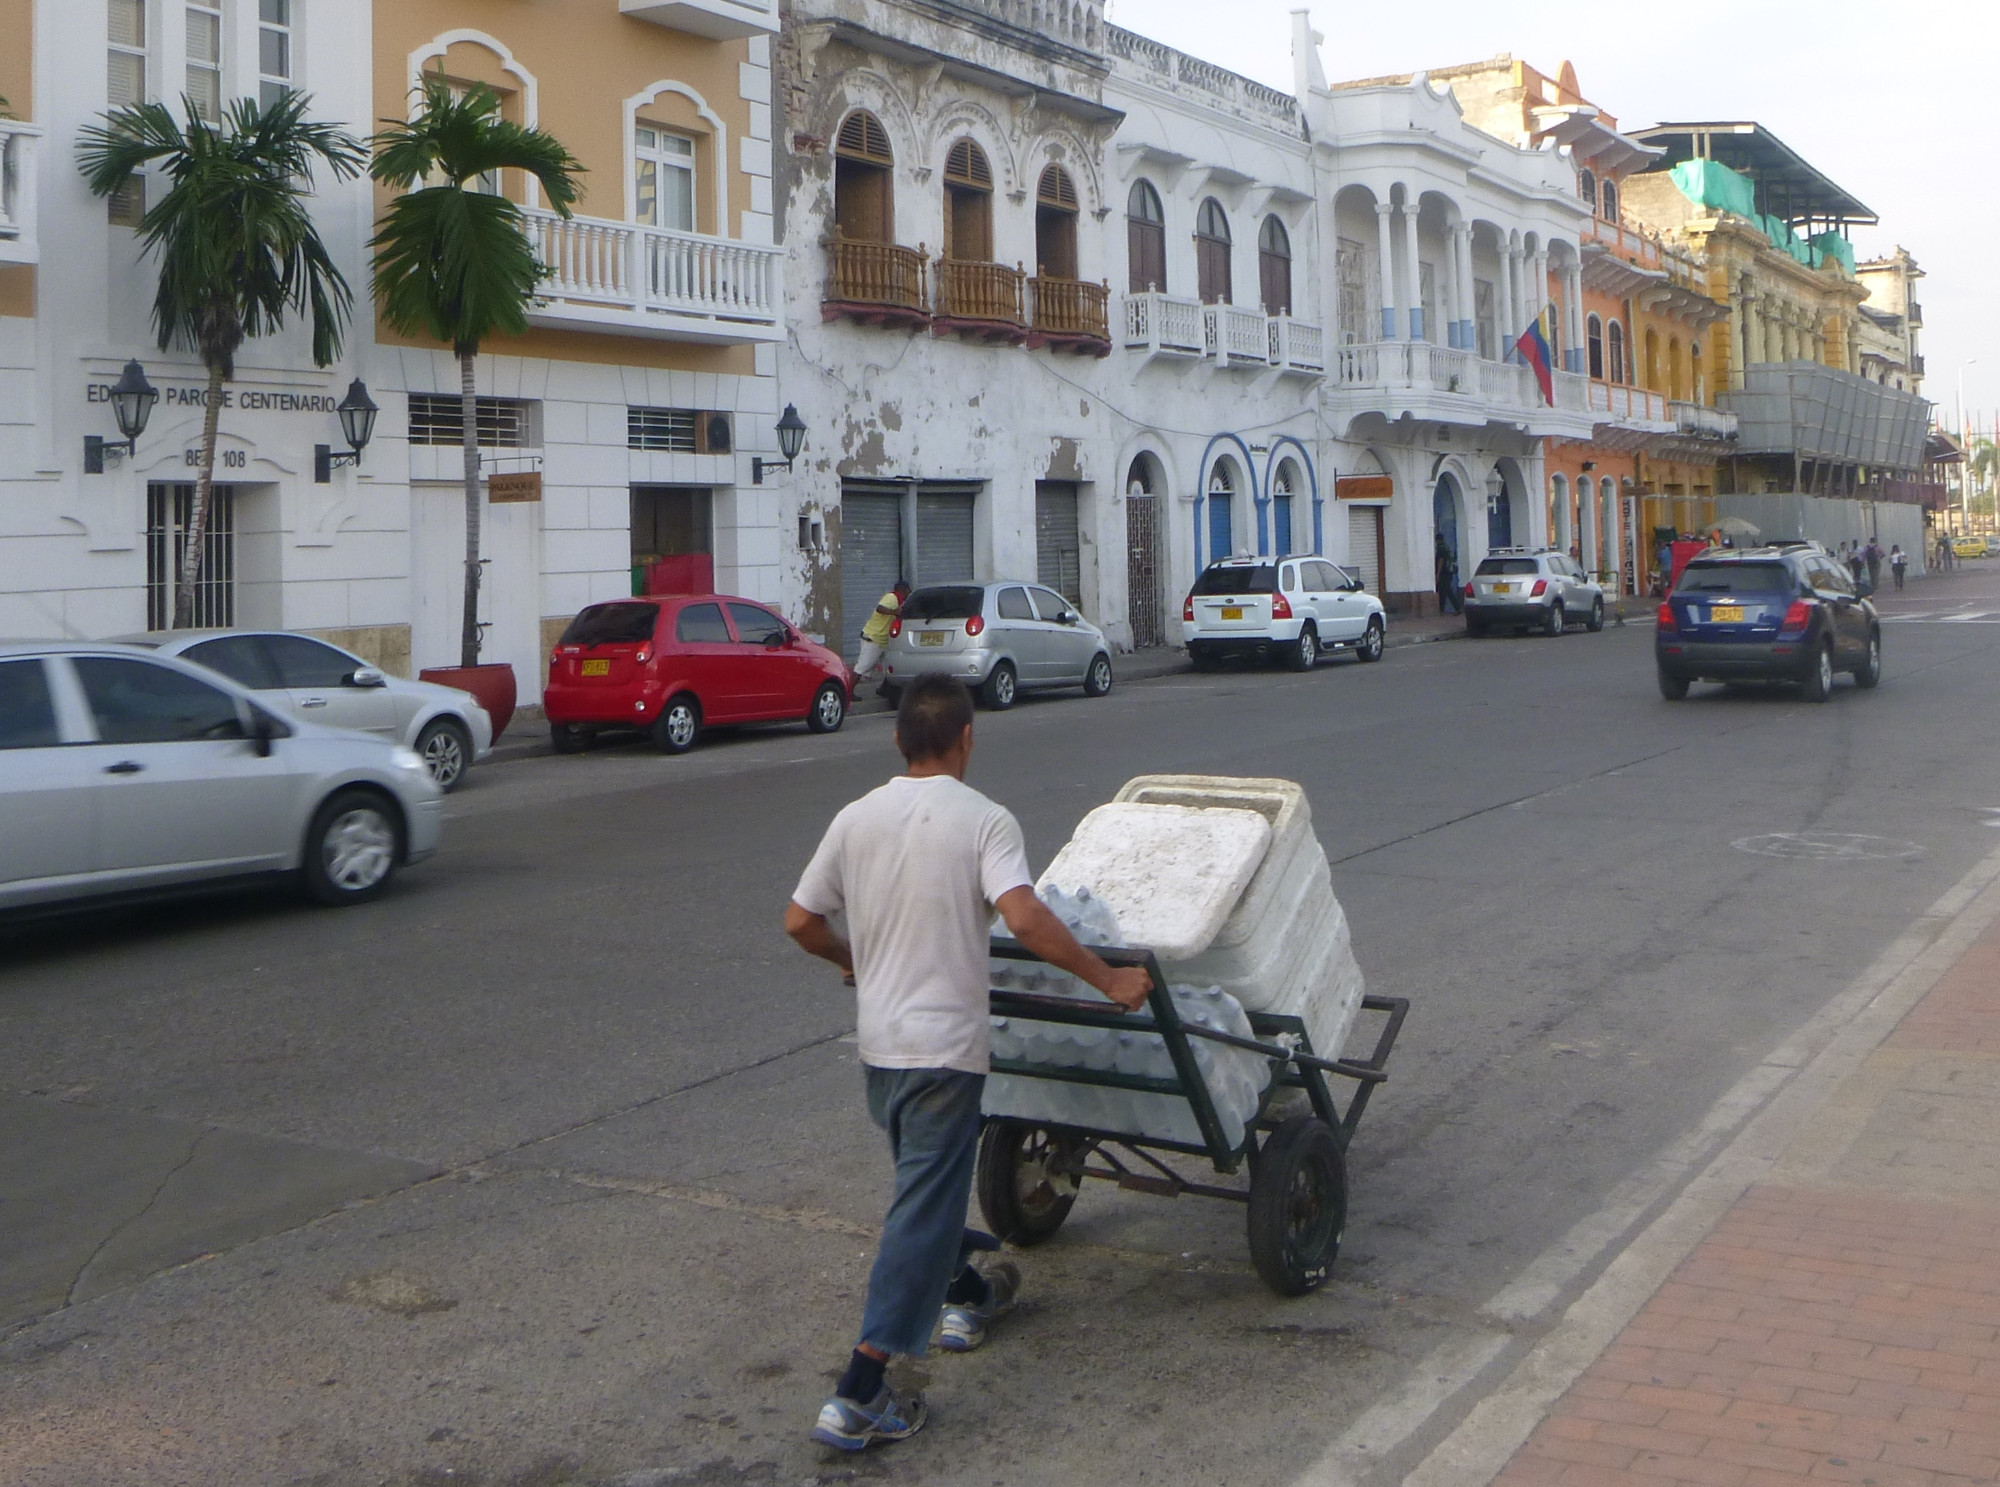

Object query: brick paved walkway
[1494,916,2000,1486]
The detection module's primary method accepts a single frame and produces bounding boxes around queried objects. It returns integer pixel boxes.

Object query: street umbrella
[1712,516,1762,542]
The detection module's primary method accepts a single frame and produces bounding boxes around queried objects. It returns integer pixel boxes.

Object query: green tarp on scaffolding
[1811,232,1855,275]
[1670,158,1756,219]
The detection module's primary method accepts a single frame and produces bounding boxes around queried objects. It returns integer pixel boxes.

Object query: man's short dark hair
[895,674,973,762]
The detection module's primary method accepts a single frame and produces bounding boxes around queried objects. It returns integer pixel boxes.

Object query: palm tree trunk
[172,361,227,629]
[458,345,482,668]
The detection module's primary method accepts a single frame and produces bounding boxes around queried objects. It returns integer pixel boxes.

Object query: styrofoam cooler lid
[1115,776,1317,947]
[1038,801,1271,961]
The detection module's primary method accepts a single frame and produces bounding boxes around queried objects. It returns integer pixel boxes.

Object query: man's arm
[785,901,853,979]
[994,886,1152,1011]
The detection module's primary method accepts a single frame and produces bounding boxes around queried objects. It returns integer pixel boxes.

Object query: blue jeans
[858,1066,986,1358]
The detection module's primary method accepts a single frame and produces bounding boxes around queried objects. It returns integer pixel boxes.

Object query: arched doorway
[1551,473,1571,555]
[1271,460,1300,555]
[1486,468,1513,549]
[1433,473,1463,611]
[1125,453,1165,647]
[1207,459,1238,562]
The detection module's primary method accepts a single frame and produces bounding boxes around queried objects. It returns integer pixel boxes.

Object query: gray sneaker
[938,1261,1019,1352]
[810,1385,927,1451]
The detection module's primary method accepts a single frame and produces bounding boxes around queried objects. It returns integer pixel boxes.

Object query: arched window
[1551,473,1572,554]
[1607,319,1627,383]
[1272,461,1298,555]
[1579,168,1597,212]
[1600,180,1619,223]
[1195,197,1232,305]
[1587,313,1605,380]
[834,109,893,243]
[1643,327,1660,390]
[635,124,697,232]
[1036,164,1079,280]
[942,138,993,262]
[1668,336,1684,401]
[1207,460,1235,562]
[1258,215,1292,316]
[1127,180,1165,294]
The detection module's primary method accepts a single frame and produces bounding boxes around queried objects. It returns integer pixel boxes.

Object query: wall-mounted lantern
[314,379,379,482]
[83,359,159,473]
[752,404,808,484]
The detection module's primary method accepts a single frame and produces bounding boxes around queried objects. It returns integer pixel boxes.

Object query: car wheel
[1286,625,1318,671]
[807,681,848,733]
[981,661,1018,710]
[301,788,401,906]
[1658,668,1690,701]
[1586,598,1606,633]
[1543,603,1566,637]
[1357,618,1385,663]
[550,722,587,755]
[1083,653,1113,697]
[652,694,702,752]
[1853,630,1882,689]
[415,717,472,791]
[1802,641,1834,703]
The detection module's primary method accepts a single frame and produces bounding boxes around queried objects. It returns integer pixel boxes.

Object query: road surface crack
[64,1128,207,1308]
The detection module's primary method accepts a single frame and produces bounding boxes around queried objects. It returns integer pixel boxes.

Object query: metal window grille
[146,483,234,629]
[627,406,697,452]
[407,394,533,447]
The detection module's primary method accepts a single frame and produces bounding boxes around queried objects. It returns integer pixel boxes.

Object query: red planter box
[418,662,517,742]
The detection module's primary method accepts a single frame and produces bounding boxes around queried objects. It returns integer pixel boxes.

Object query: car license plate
[580,659,610,676]
[1220,606,1243,620]
[1710,604,1744,624]
[918,631,946,646]
[1494,583,1514,595]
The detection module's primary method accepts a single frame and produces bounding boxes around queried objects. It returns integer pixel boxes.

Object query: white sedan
[0,642,441,915]
[122,629,493,790]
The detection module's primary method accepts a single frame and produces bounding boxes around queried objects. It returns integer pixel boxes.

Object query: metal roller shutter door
[839,488,905,659]
[914,485,976,586]
[1347,505,1384,595]
[1034,482,1081,604]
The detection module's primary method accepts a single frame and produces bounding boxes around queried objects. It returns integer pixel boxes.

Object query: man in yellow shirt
[855,581,909,693]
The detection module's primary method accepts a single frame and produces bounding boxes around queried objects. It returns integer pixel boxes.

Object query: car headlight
[391,746,427,771]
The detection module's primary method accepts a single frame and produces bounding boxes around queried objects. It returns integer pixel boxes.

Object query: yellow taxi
[1953,535,1988,559]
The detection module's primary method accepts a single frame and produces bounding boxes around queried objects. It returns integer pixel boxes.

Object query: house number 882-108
[186,449,247,468]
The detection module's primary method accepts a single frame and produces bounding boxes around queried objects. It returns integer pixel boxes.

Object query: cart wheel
[1246,1116,1347,1296]
[977,1121,1082,1246]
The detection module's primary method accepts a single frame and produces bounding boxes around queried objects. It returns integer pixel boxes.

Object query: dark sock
[944,1265,992,1308]
[836,1349,887,1403]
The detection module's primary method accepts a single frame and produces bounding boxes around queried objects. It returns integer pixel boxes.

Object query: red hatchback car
[544,596,851,755]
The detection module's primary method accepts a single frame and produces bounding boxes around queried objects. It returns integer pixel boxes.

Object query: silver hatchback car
[883,582,1114,709]
[1464,548,1607,637]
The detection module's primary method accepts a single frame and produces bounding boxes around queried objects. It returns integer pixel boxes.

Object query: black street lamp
[315,379,379,482]
[752,403,808,484]
[83,359,159,473]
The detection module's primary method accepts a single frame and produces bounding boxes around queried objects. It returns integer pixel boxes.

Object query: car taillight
[889,618,902,638]
[1271,592,1293,620]
[1779,600,1812,634]
[1183,596,1195,622]
[1656,602,1677,633]
[1464,583,1475,598]
[966,615,985,636]
[1531,579,1548,597]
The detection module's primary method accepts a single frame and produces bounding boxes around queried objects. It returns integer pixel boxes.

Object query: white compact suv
[1463,548,1606,637]
[1182,556,1387,671]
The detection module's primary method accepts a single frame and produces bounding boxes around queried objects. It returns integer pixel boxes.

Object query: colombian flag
[1514,310,1555,406]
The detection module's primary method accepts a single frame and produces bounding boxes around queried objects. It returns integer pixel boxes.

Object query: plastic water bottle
[990,1017,1023,1062]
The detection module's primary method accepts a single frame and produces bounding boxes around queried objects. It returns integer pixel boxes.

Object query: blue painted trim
[1409,307,1424,341]
[1254,494,1271,555]
[1262,436,1320,554]
[1192,493,1205,570]
[1197,433,1262,565]
[1380,307,1396,338]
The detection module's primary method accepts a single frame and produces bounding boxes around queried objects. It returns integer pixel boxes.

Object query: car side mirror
[346,667,386,688]
[249,707,278,757]
[1346,578,1365,592]
[1059,610,1078,625]
[763,630,788,648]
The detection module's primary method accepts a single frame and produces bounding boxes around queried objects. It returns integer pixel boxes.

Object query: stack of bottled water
[984,887,1273,1150]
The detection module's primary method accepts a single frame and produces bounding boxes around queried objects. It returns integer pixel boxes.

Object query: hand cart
[978,938,1408,1296]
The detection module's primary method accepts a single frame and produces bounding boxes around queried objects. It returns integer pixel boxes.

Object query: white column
[1374,201,1398,342]
[1402,199,1424,341]
[1443,222,1463,349]
[1497,242,1517,358]
[1532,248,1550,337]
[1456,226,1476,350]
[1580,474,1599,574]
[1565,261,1586,374]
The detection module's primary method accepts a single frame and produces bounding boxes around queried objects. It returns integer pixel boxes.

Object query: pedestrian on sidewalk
[853,581,910,696]
[1865,538,1883,591]
[1890,543,1907,590]
[1434,533,1461,615]
[1847,544,1866,587]
[784,674,1152,1453]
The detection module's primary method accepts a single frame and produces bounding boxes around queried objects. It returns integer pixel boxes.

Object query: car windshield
[1191,565,1277,596]
[1475,558,1540,576]
[1676,562,1793,594]
[560,603,659,646]
[902,586,984,621]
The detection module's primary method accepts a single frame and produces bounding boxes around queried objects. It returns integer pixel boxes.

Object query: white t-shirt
[792,774,1035,1074]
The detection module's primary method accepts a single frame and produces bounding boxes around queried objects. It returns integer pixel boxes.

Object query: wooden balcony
[934,259,1026,342]
[1027,277,1110,356]
[823,236,931,329]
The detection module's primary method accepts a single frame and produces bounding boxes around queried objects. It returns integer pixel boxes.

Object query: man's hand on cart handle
[994,887,1153,1012]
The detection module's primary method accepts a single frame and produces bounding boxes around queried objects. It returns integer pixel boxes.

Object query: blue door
[1273,495,1293,556]
[1208,495,1232,563]
[1487,484,1513,549]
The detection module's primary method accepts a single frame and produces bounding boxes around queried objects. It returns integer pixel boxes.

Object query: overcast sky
[1107,0,1998,433]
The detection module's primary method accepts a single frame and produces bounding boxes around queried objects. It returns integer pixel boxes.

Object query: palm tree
[1972,439,1997,517]
[369,77,582,669]
[78,92,365,628]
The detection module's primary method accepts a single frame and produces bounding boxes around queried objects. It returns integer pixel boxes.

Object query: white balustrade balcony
[520,206,784,345]
[0,119,43,267]
[1326,338,1596,438]
[1122,292,1205,359]
[1124,294,1324,378]
[1205,303,1269,369]
[619,0,776,39]
[1585,380,1671,426]
[1268,316,1325,376]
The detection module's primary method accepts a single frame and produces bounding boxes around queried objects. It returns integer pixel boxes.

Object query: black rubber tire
[652,693,702,752]
[1286,625,1318,671]
[301,787,402,907]
[1465,616,1486,638]
[1801,641,1834,703]
[1658,668,1690,701]
[1083,652,1113,697]
[1245,1116,1347,1297]
[976,1122,1082,1246]
[549,722,587,755]
[1189,648,1220,673]
[1356,618,1385,662]
[415,717,472,791]
[1853,630,1882,689]
[1586,598,1606,633]
[806,681,847,733]
[1543,603,1566,638]
[980,661,1018,710]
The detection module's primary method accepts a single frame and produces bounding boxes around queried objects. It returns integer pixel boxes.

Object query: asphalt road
[6,565,2000,1487]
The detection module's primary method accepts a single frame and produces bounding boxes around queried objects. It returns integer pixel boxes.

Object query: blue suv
[1656,545,1881,703]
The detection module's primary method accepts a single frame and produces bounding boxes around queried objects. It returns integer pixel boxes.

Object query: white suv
[1464,548,1606,638]
[1182,556,1388,671]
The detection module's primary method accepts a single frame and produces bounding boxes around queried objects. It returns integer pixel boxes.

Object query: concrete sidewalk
[1485,869,2000,1485]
